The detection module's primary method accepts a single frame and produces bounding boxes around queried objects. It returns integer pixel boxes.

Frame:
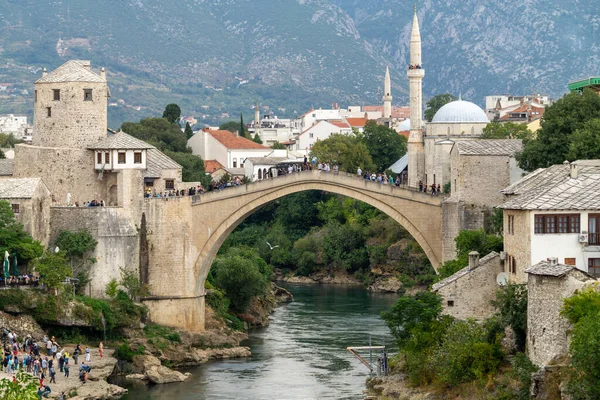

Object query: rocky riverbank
[275,269,362,285]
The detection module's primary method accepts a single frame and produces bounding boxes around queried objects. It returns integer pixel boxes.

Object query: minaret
[407,6,425,188]
[254,102,260,128]
[383,66,392,118]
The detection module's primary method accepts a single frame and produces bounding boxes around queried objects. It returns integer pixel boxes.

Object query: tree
[437,229,503,279]
[517,89,600,171]
[0,370,39,399]
[121,118,188,153]
[34,251,71,292]
[55,229,97,294]
[568,118,600,160]
[164,151,212,188]
[424,93,456,122]
[184,122,194,140]
[0,201,43,266]
[270,142,285,149]
[322,222,369,272]
[162,103,181,124]
[481,121,533,140]
[252,134,263,144]
[240,113,246,138]
[491,283,528,351]
[219,120,245,136]
[0,149,4,159]
[120,268,149,301]
[211,254,268,312]
[360,121,407,172]
[0,133,24,148]
[310,134,375,172]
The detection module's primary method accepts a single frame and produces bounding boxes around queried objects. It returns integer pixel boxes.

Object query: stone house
[432,251,503,320]
[187,128,270,170]
[499,160,600,283]
[525,260,596,366]
[0,178,51,246]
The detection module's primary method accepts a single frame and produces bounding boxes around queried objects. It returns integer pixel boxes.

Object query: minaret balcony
[407,69,425,78]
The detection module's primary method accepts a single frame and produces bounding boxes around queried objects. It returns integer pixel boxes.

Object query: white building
[0,114,31,138]
[187,129,270,169]
[500,160,600,282]
[485,94,552,114]
[297,120,352,151]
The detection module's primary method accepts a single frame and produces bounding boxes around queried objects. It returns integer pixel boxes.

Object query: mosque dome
[431,100,489,123]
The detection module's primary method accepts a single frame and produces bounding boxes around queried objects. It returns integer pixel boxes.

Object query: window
[97,152,102,164]
[589,214,600,245]
[11,204,19,214]
[564,258,576,266]
[134,152,142,164]
[588,258,600,277]
[118,152,126,164]
[507,215,514,235]
[447,300,454,307]
[84,89,93,101]
[506,255,517,274]
[240,161,244,168]
[534,214,579,234]
[105,152,110,164]
[309,133,314,138]
[46,107,51,118]
[233,158,237,168]
[165,179,175,190]
[53,89,60,101]
[34,90,37,103]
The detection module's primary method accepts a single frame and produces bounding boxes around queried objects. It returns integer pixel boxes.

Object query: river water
[118,283,398,400]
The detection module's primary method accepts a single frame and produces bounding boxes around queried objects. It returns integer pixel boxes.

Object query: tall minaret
[383,66,392,118]
[407,6,425,188]
[254,102,260,128]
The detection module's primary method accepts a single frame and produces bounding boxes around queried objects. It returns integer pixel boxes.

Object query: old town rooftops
[0,159,13,176]
[88,131,154,150]
[525,260,594,278]
[0,178,43,198]
[36,60,106,84]
[455,139,523,156]
[499,160,600,211]
[143,148,182,178]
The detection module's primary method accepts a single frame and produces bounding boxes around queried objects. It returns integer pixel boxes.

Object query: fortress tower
[383,66,392,118]
[407,7,425,188]
[33,60,109,149]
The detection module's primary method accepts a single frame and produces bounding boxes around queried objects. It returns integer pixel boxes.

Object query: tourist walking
[64,360,69,378]
[85,346,91,362]
[99,342,104,359]
[49,366,56,383]
[418,180,423,192]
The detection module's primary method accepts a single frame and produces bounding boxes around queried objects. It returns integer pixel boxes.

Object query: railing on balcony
[589,232,600,246]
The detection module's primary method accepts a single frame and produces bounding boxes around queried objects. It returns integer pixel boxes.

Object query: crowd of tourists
[419,180,442,195]
[145,184,207,198]
[1,275,40,287]
[0,329,102,398]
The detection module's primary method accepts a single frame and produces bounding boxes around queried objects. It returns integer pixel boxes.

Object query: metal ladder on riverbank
[347,336,389,376]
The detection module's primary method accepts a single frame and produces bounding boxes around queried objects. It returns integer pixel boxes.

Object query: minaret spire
[407,5,425,188]
[383,65,392,118]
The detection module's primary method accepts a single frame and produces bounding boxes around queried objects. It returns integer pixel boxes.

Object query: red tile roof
[208,130,267,149]
[398,130,410,139]
[204,159,224,173]
[347,117,367,127]
[329,120,350,129]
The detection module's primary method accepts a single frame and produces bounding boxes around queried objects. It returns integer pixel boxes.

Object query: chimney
[548,257,558,266]
[234,130,239,137]
[570,162,579,179]
[468,251,480,270]
[42,67,47,77]
[100,67,106,80]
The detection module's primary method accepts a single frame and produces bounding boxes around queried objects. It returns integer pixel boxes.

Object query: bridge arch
[192,175,443,296]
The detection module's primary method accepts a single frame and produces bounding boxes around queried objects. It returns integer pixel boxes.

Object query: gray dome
[397,118,410,131]
[431,100,488,123]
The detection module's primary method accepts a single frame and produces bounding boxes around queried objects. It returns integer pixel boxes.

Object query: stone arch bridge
[141,171,447,332]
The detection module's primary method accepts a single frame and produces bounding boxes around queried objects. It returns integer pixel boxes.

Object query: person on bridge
[419,181,423,192]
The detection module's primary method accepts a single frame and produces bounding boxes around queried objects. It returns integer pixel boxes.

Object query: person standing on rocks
[45,339,52,357]
[49,365,56,384]
[99,342,104,359]
[85,346,91,362]
[64,359,69,379]
[41,357,48,377]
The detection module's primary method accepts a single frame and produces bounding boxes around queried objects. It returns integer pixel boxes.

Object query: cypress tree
[184,122,194,140]
[240,113,246,138]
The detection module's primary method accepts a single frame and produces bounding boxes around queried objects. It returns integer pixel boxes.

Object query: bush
[511,352,538,400]
[491,283,528,351]
[212,254,268,313]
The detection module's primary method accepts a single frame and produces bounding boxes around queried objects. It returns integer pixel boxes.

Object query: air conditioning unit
[579,233,589,243]
[499,251,506,261]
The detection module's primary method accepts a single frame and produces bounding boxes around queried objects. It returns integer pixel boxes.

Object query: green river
[117,283,398,400]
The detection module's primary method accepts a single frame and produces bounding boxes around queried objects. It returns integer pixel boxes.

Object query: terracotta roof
[36,60,106,84]
[0,178,43,198]
[88,131,153,150]
[499,160,600,210]
[0,159,13,176]
[398,130,410,139]
[209,130,267,150]
[329,121,350,129]
[455,139,523,156]
[204,159,224,173]
[347,118,367,127]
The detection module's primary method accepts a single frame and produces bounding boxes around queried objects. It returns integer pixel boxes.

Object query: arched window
[258,169,262,180]
[233,158,237,168]
[263,168,268,179]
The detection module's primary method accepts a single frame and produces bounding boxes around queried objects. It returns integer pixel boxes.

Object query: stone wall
[504,209,531,283]
[13,144,107,206]
[527,270,594,366]
[49,207,139,297]
[434,253,503,320]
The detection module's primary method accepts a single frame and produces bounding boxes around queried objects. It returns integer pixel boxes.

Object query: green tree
[491,283,528,351]
[54,229,97,294]
[240,113,246,138]
[219,121,241,134]
[518,89,600,171]
[121,118,188,153]
[211,254,268,312]
[0,370,39,399]
[360,121,407,172]
[568,118,600,160]
[162,103,181,124]
[119,267,150,301]
[310,134,375,172]
[567,315,600,399]
[34,251,71,292]
[322,222,369,272]
[252,134,263,144]
[0,201,43,266]
[164,151,212,187]
[0,149,4,159]
[437,229,503,279]
[424,93,456,122]
[184,122,194,140]
[270,142,285,149]
[0,133,24,148]
[481,121,533,140]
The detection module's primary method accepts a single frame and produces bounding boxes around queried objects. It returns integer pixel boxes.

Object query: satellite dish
[496,272,509,286]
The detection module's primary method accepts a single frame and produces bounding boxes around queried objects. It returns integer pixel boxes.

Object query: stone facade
[503,210,532,283]
[526,263,596,366]
[433,251,503,320]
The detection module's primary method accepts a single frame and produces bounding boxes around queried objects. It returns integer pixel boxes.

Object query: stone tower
[407,7,425,188]
[33,60,109,149]
[255,102,260,129]
[383,66,392,118]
